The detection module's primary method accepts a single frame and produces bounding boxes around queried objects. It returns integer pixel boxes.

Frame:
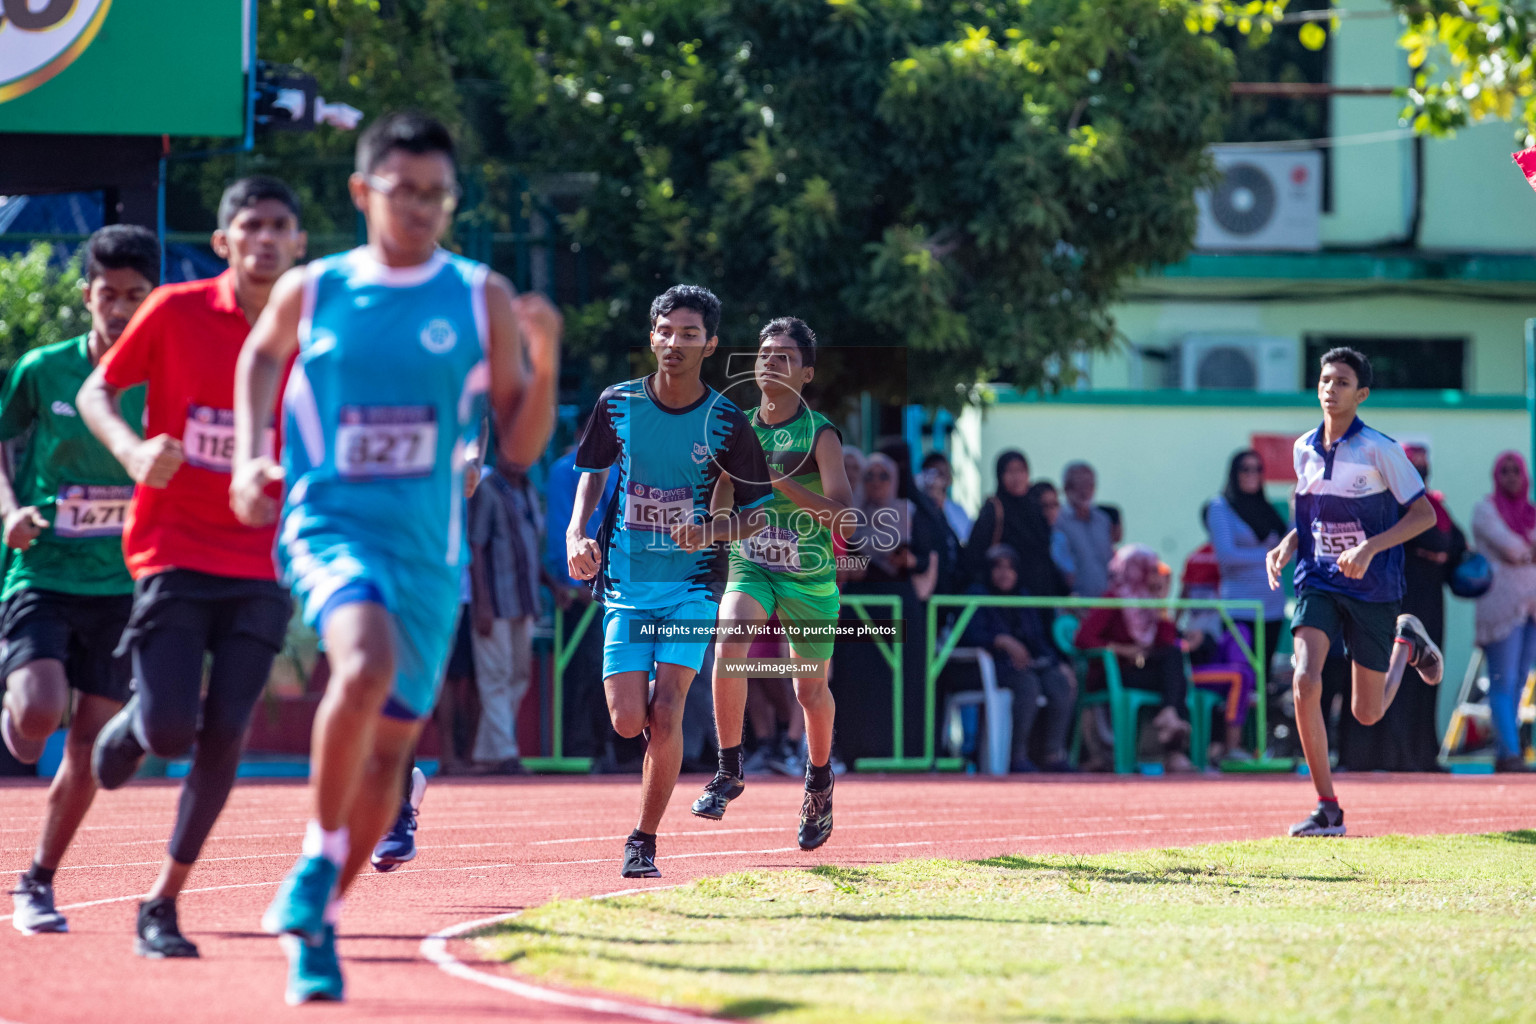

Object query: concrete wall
[953,393,1529,728]
[1093,291,1534,394]
[1323,0,1536,250]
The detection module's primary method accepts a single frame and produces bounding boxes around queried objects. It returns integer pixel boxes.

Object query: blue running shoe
[282,925,344,1005]
[262,854,338,947]
[371,800,417,872]
[372,766,424,873]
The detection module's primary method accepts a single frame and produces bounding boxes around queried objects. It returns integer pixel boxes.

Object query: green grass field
[477,833,1536,1024]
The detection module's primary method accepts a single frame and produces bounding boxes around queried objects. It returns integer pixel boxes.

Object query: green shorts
[1291,587,1399,673]
[724,561,840,661]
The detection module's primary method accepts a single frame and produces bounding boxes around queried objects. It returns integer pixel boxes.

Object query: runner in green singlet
[2,226,158,934]
[690,317,854,850]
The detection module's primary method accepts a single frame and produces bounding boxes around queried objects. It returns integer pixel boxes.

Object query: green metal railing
[926,595,1285,771]
[520,601,600,773]
[522,592,1282,774]
[838,594,920,772]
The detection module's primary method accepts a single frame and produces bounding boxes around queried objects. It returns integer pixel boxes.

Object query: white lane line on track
[421,886,732,1024]
[0,878,280,925]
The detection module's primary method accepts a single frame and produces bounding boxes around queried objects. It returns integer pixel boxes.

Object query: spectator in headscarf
[1027,480,1076,591]
[921,451,972,541]
[1473,451,1536,772]
[882,440,961,596]
[849,452,936,597]
[1341,443,1464,771]
[1073,544,1194,772]
[965,450,1067,603]
[960,544,1076,771]
[1205,449,1286,756]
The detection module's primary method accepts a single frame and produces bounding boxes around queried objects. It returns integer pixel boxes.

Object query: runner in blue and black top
[1265,346,1442,838]
[567,284,772,879]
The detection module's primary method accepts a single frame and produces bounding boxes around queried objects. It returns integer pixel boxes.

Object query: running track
[1,774,1531,1024]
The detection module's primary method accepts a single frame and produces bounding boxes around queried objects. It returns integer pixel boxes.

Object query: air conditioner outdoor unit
[1177,334,1299,392]
[1194,149,1322,251]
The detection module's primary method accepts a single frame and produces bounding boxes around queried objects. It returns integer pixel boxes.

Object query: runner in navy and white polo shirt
[1266,346,1443,838]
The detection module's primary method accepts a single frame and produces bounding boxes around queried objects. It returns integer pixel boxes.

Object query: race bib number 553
[1312,520,1366,562]
[336,406,438,479]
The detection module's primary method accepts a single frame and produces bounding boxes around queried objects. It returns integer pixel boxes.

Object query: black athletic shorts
[116,569,292,659]
[1291,587,1398,673]
[0,588,134,702]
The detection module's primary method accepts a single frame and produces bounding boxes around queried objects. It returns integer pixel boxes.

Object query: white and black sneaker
[10,876,66,934]
[1288,801,1346,837]
[797,774,834,851]
[1395,614,1443,686]
[691,771,745,821]
[620,835,660,879]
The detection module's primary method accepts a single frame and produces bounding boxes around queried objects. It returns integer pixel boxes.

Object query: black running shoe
[136,898,199,958]
[1395,614,1443,686]
[92,693,146,791]
[1288,801,1345,837]
[690,771,745,821]
[11,875,66,935]
[620,836,660,879]
[797,774,834,851]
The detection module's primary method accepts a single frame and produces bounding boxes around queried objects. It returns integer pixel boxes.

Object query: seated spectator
[1074,544,1194,772]
[961,544,1076,772]
[1059,461,1115,597]
[965,450,1066,603]
[921,451,973,541]
[849,452,938,599]
[1028,480,1076,593]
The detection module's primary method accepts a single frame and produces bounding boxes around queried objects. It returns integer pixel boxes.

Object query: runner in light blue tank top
[232,113,560,1007]
[279,245,488,718]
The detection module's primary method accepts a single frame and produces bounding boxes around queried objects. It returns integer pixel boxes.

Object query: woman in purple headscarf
[1473,451,1536,771]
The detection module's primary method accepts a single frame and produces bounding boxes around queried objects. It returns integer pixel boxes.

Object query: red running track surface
[1,774,1531,1024]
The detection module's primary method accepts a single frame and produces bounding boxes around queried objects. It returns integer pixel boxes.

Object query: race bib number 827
[336,406,438,479]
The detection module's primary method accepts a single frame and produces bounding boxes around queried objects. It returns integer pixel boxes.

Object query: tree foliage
[0,245,85,369]
[222,0,1254,409]
[1389,0,1536,141]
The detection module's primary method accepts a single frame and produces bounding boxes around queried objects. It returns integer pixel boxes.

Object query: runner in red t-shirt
[76,177,307,959]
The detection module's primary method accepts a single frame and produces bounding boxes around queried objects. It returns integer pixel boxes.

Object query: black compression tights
[131,626,277,866]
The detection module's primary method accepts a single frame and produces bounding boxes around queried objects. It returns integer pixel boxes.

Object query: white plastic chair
[942,647,1014,776]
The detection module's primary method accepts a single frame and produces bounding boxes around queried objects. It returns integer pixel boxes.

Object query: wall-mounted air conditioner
[1176,334,1299,392]
[1195,149,1322,251]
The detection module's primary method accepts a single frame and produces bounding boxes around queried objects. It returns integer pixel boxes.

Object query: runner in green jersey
[691,317,854,850]
[2,226,158,935]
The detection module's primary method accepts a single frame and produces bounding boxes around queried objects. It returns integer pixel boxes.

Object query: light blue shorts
[282,532,460,721]
[602,598,719,679]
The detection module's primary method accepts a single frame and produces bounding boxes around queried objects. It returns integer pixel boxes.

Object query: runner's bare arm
[771,428,855,539]
[230,268,305,527]
[486,274,560,473]
[0,444,47,549]
[671,505,769,552]
[78,369,184,489]
[1336,495,1437,580]
[710,473,735,517]
[567,469,607,580]
[1265,529,1298,591]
